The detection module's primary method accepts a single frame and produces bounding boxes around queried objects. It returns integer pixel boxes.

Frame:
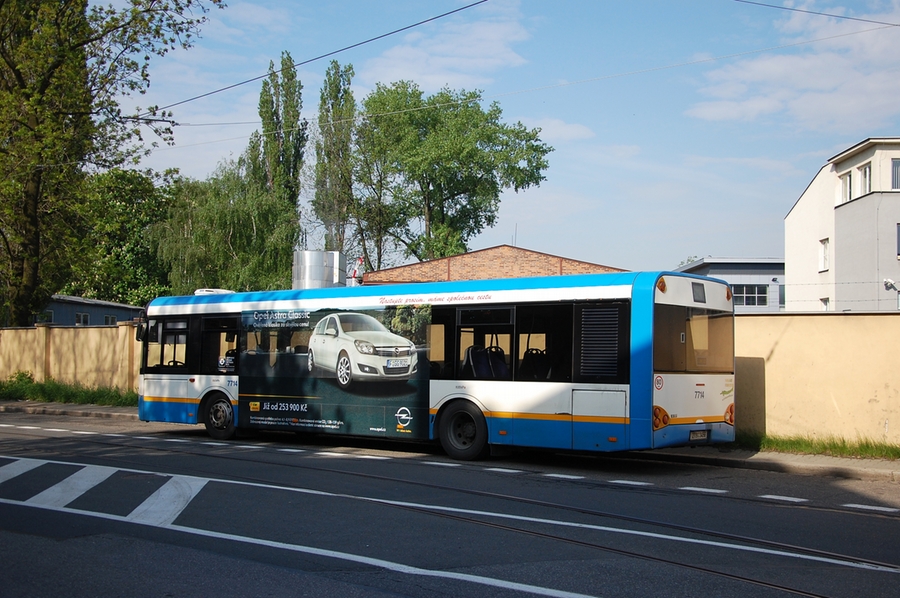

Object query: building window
[779,285,785,308]
[34,310,53,324]
[859,163,871,195]
[75,312,90,326]
[893,159,900,190]
[104,315,117,325]
[841,172,852,203]
[732,284,768,307]
[819,238,830,272]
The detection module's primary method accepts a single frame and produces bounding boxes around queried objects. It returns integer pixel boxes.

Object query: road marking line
[485,468,523,473]
[424,461,461,467]
[71,431,98,435]
[15,426,40,430]
[3,455,898,576]
[679,487,728,494]
[277,448,306,453]
[163,438,189,443]
[126,475,209,526]
[26,465,117,508]
[608,480,653,486]
[316,451,347,457]
[545,474,584,480]
[759,495,808,503]
[202,442,228,446]
[356,455,390,460]
[843,503,900,513]
[44,429,70,432]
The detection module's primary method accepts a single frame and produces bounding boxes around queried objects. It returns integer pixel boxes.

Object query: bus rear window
[653,305,733,374]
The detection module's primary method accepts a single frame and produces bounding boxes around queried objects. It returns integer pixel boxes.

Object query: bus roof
[146,271,727,316]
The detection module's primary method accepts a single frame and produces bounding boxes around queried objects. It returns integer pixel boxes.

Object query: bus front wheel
[204,393,235,440]
[439,401,488,460]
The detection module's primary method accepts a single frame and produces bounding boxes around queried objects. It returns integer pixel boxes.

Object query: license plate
[689,430,709,441]
[386,358,409,368]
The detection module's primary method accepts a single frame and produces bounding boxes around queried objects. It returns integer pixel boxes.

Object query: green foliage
[62,169,171,306]
[156,163,300,294]
[0,0,223,326]
[0,371,137,407]
[358,82,552,261]
[250,51,309,207]
[733,432,900,460]
[314,61,356,253]
[155,51,308,295]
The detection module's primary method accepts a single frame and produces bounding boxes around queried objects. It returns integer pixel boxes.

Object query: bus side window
[145,319,189,369]
[515,304,573,382]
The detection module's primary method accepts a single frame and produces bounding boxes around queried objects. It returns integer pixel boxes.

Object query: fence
[0,314,898,444]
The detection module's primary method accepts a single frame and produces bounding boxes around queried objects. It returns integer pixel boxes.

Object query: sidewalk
[1,400,897,481]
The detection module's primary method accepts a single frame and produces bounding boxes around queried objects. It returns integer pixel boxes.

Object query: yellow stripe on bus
[143,396,237,406]
[428,408,629,425]
[667,415,727,425]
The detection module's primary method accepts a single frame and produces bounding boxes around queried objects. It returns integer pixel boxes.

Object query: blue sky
[132,0,900,271]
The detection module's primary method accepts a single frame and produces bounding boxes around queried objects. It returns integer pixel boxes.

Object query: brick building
[361,245,624,284]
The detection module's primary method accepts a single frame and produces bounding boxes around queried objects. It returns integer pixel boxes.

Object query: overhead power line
[734,0,900,27]
[141,0,488,117]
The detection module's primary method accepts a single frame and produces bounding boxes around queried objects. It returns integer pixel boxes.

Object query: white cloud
[519,117,594,142]
[687,5,900,131]
[359,1,529,91]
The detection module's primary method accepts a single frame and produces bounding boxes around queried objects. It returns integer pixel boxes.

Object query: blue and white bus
[137,271,735,460]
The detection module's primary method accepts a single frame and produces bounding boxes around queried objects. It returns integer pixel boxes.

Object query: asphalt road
[1,411,898,597]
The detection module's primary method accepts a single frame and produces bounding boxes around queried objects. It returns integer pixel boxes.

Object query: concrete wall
[0,323,140,392]
[1,314,899,445]
[834,192,900,311]
[735,313,899,444]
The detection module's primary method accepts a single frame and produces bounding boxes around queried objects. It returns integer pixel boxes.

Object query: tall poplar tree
[313,60,355,253]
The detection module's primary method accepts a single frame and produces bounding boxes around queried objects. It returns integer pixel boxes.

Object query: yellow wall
[1,314,899,444]
[735,313,900,444]
[0,323,140,392]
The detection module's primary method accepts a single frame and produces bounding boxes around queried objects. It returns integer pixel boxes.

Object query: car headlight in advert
[354,340,375,354]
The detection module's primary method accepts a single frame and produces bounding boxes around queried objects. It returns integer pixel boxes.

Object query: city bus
[136,271,735,460]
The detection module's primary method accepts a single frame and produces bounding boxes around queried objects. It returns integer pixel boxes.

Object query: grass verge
[734,431,900,460]
[0,371,137,408]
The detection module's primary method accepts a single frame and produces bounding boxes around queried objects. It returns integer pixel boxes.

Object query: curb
[618,448,899,482]
[0,402,139,421]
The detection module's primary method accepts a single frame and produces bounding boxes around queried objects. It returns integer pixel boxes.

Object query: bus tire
[439,401,488,460]
[336,351,353,389]
[204,392,235,440]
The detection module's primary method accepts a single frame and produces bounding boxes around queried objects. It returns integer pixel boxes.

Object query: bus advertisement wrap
[237,306,430,439]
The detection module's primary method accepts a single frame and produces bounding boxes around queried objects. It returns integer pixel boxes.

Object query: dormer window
[841,172,852,203]
[859,163,871,195]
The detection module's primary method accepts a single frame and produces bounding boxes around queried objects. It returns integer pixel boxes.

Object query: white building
[785,138,900,312]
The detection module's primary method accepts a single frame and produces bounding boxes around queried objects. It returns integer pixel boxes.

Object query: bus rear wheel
[439,401,488,460]
[204,393,235,440]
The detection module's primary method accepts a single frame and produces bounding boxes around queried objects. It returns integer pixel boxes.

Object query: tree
[62,169,171,306]
[313,60,355,253]
[0,0,223,326]
[156,160,299,295]
[358,82,552,261]
[247,51,308,208]
[156,50,308,294]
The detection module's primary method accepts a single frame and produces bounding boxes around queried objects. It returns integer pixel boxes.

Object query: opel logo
[394,407,413,427]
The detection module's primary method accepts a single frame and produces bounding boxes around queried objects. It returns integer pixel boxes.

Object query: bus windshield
[653,304,734,374]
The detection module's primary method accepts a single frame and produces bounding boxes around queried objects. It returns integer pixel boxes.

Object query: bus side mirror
[135,322,146,342]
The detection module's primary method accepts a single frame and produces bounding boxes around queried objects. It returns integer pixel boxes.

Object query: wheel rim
[448,412,476,449]
[209,399,233,430]
[337,354,352,386]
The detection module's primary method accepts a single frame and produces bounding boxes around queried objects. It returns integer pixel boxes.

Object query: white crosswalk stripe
[26,465,117,508]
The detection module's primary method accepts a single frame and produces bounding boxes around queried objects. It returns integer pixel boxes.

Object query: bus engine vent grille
[580,307,620,378]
